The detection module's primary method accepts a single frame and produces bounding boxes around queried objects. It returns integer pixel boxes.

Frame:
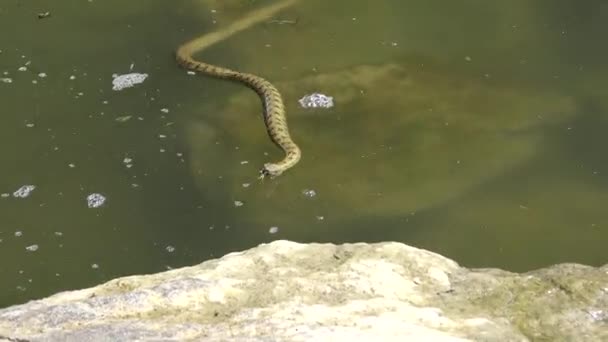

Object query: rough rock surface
[0,240,606,341]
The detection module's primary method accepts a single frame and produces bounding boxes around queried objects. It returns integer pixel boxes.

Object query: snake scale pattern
[176,0,301,178]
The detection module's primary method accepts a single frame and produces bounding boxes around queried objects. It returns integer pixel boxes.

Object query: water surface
[1,0,607,307]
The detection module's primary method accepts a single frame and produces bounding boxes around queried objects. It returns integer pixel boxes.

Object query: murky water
[1,0,607,307]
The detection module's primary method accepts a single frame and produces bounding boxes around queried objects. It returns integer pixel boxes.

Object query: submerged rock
[185,60,578,227]
[0,240,605,341]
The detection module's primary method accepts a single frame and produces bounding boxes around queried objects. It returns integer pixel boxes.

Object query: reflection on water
[0,0,607,307]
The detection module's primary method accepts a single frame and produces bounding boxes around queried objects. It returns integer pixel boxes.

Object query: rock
[185,61,578,227]
[0,240,606,341]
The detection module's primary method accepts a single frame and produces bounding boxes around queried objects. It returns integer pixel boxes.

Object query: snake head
[259,163,284,179]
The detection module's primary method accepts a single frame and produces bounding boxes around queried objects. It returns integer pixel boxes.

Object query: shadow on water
[319,101,608,274]
[394,104,608,272]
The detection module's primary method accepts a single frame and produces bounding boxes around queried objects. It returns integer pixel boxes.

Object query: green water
[1,0,607,307]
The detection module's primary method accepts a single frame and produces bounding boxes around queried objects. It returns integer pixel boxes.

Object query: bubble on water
[18,66,27,72]
[1,193,10,198]
[269,226,279,234]
[316,215,325,221]
[91,263,99,269]
[242,183,250,188]
[298,93,334,109]
[13,185,36,198]
[302,189,317,198]
[234,200,244,207]
[160,108,169,113]
[25,244,39,252]
[0,77,12,83]
[111,72,148,91]
[38,72,47,78]
[14,231,23,237]
[240,160,249,165]
[69,75,76,80]
[87,193,106,208]
[54,231,63,236]
[165,245,175,253]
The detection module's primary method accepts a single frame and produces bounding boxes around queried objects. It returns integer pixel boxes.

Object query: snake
[176,0,301,178]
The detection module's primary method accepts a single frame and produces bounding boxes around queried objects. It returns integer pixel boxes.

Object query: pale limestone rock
[1,240,606,341]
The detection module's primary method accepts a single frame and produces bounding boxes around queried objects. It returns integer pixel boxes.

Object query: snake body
[176,0,301,178]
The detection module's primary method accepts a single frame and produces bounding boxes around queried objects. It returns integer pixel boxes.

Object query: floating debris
[115,115,132,122]
[269,226,279,234]
[160,108,169,113]
[17,66,27,72]
[14,231,23,237]
[123,157,133,168]
[111,72,148,91]
[165,245,175,253]
[38,72,47,78]
[13,185,36,198]
[86,193,106,208]
[234,200,244,207]
[302,189,317,198]
[0,78,12,83]
[37,12,51,19]
[298,93,334,108]
[25,244,39,252]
